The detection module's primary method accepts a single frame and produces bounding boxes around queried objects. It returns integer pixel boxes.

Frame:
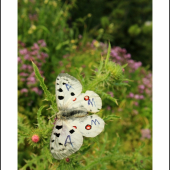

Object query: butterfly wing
[50,119,83,160]
[67,114,105,137]
[67,91,102,113]
[55,73,82,110]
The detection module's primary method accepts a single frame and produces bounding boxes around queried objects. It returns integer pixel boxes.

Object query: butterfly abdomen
[61,108,87,118]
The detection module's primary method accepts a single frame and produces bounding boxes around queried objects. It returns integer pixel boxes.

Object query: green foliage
[70,0,152,68]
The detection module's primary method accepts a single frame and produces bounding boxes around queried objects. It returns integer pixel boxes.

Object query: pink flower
[125,53,131,58]
[141,129,151,139]
[30,50,38,55]
[27,65,33,71]
[19,48,28,55]
[32,134,40,143]
[143,78,150,85]
[41,52,48,58]
[21,64,28,70]
[128,92,134,98]
[18,57,22,63]
[24,54,30,60]
[139,95,144,99]
[134,101,139,106]
[20,88,28,93]
[31,87,39,94]
[65,158,70,162]
[138,85,145,90]
[27,76,36,82]
[134,94,140,99]
[19,72,29,76]
[31,43,39,50]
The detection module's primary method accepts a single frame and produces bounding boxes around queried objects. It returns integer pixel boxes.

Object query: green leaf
[32,61,58,112]
[37,105,47,128]
[103,115,121,121]
[105,42,111,68]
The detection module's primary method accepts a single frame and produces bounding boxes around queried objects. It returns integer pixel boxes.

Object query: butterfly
[50,73,105,160]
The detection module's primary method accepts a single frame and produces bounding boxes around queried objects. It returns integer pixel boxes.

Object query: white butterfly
[50,73,105,160]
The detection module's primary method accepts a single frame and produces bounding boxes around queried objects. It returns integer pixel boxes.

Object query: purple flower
[41,52,48,58]
[139,95,144,99]
[31,87,39,94]
[125,53,131,59]
[138,85,145,90]
[31,43,39,50]
[143,78,150,85]
[24,54,30,60]
[110,49,118,57]
[121,48,127,54]
[19,72,29,76]
[19,49,28,55]
[128,92,134,98]
[134,94,140,99]
[30,50,38,55]
[141,129,151,139]
[134,101,139,106]
[21,64,28,70]
[18,57,22,63]
[27,65,33,71]
[27,76,36,82]
[20,88,28,93]
[116,56,121,60]
[133,62,142,70]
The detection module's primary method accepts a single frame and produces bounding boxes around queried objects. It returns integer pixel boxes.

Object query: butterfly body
[50,73,105,160]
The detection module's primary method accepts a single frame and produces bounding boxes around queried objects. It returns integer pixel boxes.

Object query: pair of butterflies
[50,73,105,160]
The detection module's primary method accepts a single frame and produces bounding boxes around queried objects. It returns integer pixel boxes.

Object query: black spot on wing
[56,83,59,85]
[54,133,60,137]
[69,129,75,134]
[56,125,63,130]
[91,116,93,118]
[58,88,63,92]
[58,96,64,100]
[71,92,75,96]
[59,143,63,145]
[63,83,66,85]
[51,147,54,150]
[51,140,54,142]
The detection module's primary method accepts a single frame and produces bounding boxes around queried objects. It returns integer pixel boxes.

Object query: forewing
[50,119,83,160]
[67,114,105,137]
[67,91,102,113]
[55,73,82,110]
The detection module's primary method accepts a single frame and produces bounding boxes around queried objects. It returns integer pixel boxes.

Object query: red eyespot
[73,126,77,129]
[85,124,91,130]
[84,96,89,101]
[73,98,76,101]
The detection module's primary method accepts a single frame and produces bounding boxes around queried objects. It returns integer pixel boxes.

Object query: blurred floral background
[18,0,152,169]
